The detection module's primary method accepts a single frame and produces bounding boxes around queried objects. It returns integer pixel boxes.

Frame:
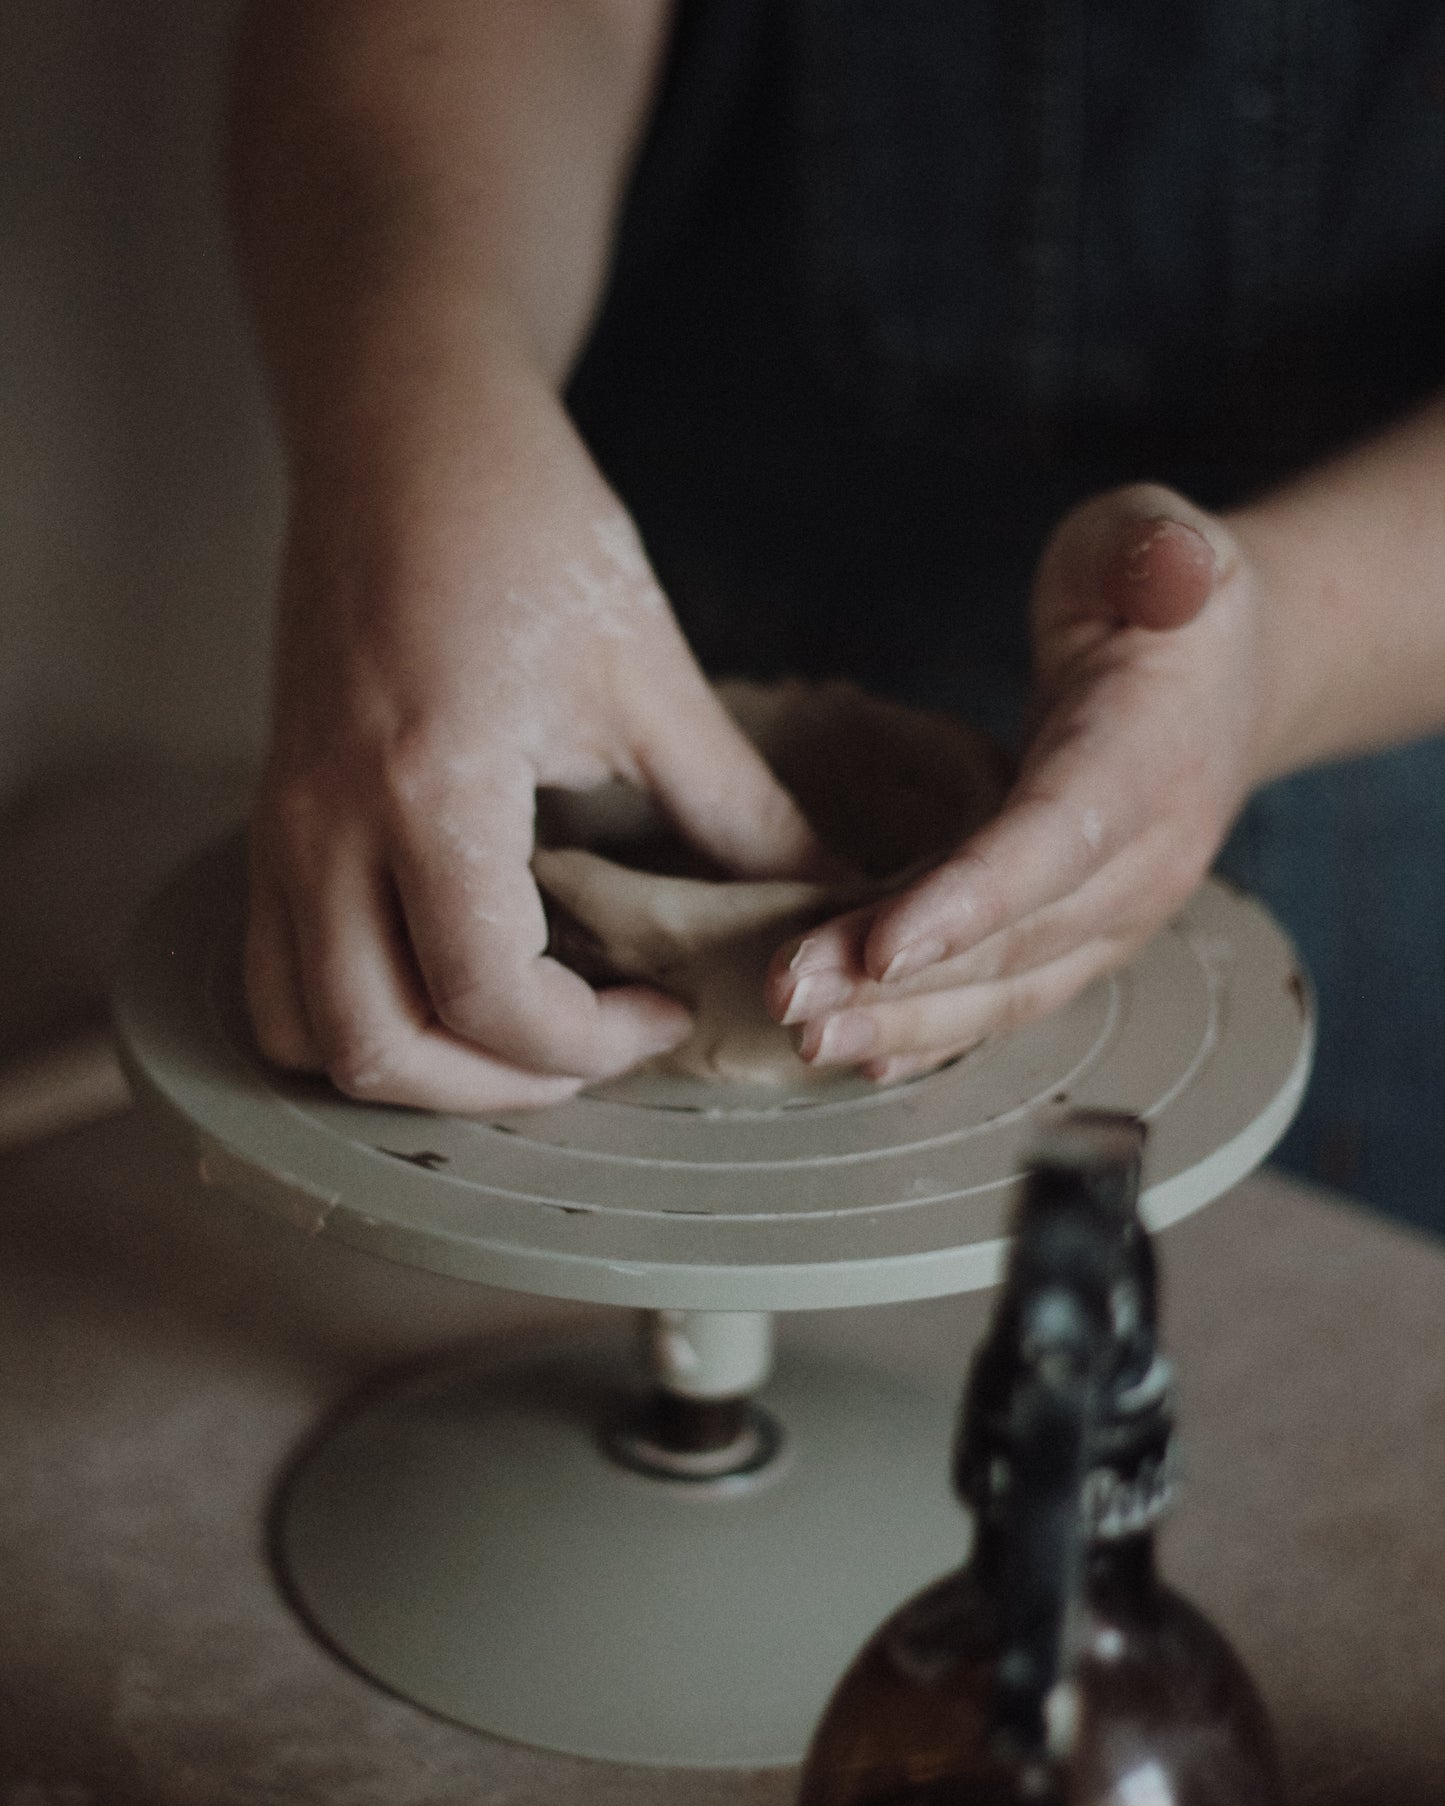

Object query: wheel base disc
[277,1341,962,1768]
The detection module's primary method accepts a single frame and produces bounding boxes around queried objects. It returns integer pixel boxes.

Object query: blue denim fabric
[1218,746,1445,1235]
[569,3,1445,1232]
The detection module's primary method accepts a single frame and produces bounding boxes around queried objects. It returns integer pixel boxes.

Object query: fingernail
[1124,519,1174,578]
[867,1055,917,1086]
[803,1012,879,1065]
[1126,517,1217,586]
[781,972,853,1025]
[789,937,830,976]
[881,937,945,984]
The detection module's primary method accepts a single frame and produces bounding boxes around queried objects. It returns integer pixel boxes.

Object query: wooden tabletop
[1,1105,1441,1805]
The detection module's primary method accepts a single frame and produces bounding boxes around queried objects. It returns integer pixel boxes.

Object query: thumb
[627,671,830,880]
[1042,482,1234,634]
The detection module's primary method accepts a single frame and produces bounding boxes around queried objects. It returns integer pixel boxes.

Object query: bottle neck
[1083,1528,1158,1605]
[971,1519,1159,1608]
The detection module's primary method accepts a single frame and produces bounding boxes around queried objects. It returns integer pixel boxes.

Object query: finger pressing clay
[534,680,1009,1084]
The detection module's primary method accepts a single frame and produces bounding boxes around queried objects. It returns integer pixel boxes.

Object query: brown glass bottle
[797,1114,1284,1806]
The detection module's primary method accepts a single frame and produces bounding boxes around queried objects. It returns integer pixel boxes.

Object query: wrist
[272,346,653,685]
[1225,505,1344,788]
[1224,392,1445,779]
[275,279,556,472]
[1214,520,1282,790]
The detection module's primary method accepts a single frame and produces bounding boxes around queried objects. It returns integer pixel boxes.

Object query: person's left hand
[766,483,1271,1081]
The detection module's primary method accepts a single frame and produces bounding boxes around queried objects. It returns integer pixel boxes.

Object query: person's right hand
[245,370,823,1111]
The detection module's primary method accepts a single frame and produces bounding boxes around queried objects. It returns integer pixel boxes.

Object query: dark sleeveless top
[568,3,1445,1227]
[571,0,1445,717]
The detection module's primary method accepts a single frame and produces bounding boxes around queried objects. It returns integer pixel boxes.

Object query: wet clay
[533,681,1009,1084]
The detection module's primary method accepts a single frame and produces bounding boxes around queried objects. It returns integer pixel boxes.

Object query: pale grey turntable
[113,839,1312,1768]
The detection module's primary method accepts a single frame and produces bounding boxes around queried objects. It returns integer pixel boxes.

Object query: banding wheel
[113,841,1313,1768]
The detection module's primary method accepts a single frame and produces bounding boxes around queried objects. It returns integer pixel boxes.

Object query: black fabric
[571,0,1445,713]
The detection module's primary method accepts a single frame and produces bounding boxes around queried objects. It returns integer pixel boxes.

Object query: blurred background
[2,0,270,1086]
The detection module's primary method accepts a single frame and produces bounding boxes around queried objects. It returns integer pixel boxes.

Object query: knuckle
[381,732,531,838]
[941,848,1004,933]
[429,960,585,1069]
[430,974,495,1043]
[382,723,451,811]
[430,977,579,1075]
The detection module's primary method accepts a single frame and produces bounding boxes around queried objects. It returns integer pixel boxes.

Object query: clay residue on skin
[533,680,1010,1085]
[519,513,664,647]
[453,510,669,785]
[534,845,850,1084]
[590,512,663,607]
[1124,519,1177,580]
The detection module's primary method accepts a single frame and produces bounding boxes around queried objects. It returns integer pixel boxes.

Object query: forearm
[1229,391,1445,782]
[229,0,670,453]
